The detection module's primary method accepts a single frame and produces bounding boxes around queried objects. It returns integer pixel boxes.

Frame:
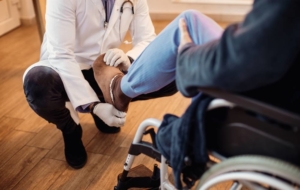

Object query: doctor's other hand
[178,18,193,53]
[104,48,131,71]
[92,103,127,127]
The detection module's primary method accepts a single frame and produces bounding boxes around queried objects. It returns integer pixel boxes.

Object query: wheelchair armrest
[199,88,300,127]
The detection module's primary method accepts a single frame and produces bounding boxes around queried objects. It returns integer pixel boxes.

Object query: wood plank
[14,113,47,133]
[44,139,65,161]
[0,74,25,96]
[27,123,61,149]
[0,117,24,141]
[0,146,48,190]
[0,25,39,54]
[12,158,67,190]
[48,153,110,190]
[0,28,39,89]
[5,98,38,120]
[0,130,35,168]
[0,91,27,119]
[0,73,24,97]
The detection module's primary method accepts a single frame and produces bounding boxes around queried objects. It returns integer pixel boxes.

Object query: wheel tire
[196,155,300,189]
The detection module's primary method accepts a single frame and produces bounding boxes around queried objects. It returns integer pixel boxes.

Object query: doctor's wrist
[89,102,101,114]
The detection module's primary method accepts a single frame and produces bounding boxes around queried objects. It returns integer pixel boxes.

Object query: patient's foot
[93,54,131,112]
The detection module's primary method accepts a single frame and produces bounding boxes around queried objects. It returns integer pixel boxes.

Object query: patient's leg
[122,10,223,96]
[93,10,223,112]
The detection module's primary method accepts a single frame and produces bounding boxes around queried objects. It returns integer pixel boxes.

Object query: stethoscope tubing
[104,0,134,27]
[120,0,134,14]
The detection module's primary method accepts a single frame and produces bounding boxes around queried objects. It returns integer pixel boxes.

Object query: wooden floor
[0,21,230,190]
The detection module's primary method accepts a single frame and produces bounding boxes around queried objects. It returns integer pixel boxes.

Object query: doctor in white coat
[22,0,172,169]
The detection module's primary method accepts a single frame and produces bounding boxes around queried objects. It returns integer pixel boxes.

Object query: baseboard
[20,13,242,26]
[150,12,245,23]
[21,13,243,26]
[21,17,36,26]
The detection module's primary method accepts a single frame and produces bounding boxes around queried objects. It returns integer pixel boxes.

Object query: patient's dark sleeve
[176,0,300,97]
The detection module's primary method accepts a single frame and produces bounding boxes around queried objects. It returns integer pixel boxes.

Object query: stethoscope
[104,0,134,28]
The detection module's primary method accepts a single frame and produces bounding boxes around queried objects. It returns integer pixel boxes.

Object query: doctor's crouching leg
[23,66,120,169]
[93,10,223,111]
[23,66,124,169]
[23,66,123,169]
[23,66,87,169]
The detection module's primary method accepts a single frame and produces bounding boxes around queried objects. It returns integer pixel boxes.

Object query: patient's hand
[178,18,193,52]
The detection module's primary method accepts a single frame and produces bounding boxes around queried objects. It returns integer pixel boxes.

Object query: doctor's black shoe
[91,113,120,133]
[62,125,87,169]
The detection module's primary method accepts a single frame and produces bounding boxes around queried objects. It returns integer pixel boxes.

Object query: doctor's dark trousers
[23,67,177,133]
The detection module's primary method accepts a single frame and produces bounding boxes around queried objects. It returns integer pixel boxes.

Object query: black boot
[62,125,87,169]
[91,113,120,133]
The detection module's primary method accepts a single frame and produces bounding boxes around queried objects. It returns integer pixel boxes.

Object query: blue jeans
[121,10,223,98]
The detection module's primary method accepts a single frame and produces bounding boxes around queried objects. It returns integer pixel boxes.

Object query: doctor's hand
[104,48,131,72]
[178,18,193,53]
[92,102,126,127]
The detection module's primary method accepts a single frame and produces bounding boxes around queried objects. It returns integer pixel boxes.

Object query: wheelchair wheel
[196,155,300,190]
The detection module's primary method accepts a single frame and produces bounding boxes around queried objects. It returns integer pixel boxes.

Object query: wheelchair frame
[114,89,300,190]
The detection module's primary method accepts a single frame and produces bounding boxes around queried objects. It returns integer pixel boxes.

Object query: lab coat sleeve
[176,0,300,97]
[126,0,156,60]
[45,0,99,110]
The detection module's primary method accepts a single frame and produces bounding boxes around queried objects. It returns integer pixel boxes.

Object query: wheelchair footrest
[114,164,160,190]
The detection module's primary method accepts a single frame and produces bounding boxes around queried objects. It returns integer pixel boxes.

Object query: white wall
[148,0,253,22]
[20,0,35,20]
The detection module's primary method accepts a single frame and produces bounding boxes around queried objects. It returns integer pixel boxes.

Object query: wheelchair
[114,88,300,190]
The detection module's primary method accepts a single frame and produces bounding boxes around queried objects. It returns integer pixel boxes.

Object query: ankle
[112,75,131,112]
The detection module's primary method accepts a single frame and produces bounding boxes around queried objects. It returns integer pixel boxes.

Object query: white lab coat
[24,0,156,111]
